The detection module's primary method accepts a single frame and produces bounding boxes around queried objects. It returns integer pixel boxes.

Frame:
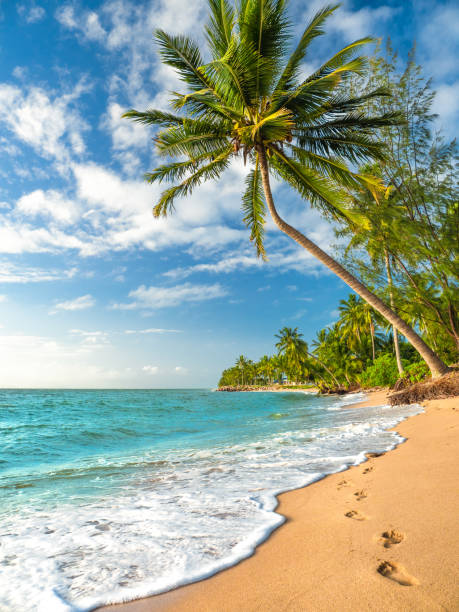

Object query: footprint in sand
[345,510,367,521]
[363,465,374,474]
[380,529,405,548]
[377,561,419,586]
[337,479,352,489]
[354,489,368,501]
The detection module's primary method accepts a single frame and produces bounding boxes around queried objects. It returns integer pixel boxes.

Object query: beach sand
[99,391,459,612]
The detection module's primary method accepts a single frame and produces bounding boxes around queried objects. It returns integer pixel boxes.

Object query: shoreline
[216,385,319,393]
[98,391,458,612]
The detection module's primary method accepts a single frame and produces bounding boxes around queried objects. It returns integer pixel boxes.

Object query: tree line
[218,295,433,391]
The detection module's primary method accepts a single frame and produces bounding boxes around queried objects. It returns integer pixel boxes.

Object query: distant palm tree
[124,0,448,378]
[235,354,248,385]
[338,294,377,361]
[275,326,307,381]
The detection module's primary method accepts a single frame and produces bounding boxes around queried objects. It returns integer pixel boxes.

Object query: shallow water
[0,389,421,611]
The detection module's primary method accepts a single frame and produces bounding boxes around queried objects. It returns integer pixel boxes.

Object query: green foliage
[338,42,458,364]
[360,354,405,388]
[403,361,430,384]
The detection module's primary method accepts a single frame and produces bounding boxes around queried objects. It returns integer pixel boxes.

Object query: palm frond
[145,147,230,183]
[153,147,233,217]
[205,0,235,58]
[274,4,339,94]
[287,145,379,191]
[121,109,186,127]
[307,37,373,81]
[273,57,368,113]
[251,107,294,142]
[242,158,267,258]
[293,130,385,164]
[269,146,376,228]
[239,0,290,94]
[269,145,344,212]
[170,91,242,123]
[155,121,231,158]
[155,30,208,91]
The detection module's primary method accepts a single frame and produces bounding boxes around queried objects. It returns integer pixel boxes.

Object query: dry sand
[99,392,459,612]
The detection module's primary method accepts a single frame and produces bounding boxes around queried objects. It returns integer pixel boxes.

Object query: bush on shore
[360,354,404,388]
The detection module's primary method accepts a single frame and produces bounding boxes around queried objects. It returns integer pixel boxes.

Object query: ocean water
[0,389,422,611]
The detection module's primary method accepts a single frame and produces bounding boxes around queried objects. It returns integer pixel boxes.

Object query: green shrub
[403,361,430,383]
[360,354,404,388]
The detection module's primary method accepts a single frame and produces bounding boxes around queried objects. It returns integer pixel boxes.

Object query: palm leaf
[274,4,339,94]
[205,0,235,58]
[154,147,233,217]
[242,159,267,258]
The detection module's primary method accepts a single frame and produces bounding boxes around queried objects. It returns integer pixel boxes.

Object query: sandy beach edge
[98,390,459,612]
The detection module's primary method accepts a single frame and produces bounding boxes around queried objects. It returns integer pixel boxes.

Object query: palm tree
[123,0,448,378]
[275,326,339,385]
[275,326,308,382]
[338,294,377,361]
[235,354,248,385]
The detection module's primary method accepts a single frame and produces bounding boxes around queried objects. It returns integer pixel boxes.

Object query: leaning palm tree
[123,0,448,378]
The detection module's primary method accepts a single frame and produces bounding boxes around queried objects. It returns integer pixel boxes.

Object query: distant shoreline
[216,384,319,393]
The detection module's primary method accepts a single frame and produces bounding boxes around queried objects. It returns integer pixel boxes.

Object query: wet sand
[99,391,459,612]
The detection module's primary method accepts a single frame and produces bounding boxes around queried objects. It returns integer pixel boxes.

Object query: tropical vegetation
[123,0,456,379]
[218,294,435,391]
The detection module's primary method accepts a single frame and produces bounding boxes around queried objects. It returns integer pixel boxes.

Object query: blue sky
[0,0,457,388]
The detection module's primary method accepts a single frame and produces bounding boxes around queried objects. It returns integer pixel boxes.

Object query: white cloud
[112,282,227,310]
[0,81,90,171]
[0,262,77,283]
[142,365,159,374]
[68,328,110,349]
[102,102,150,151]
[55,0,207,106]
[17,3,46,24]
[419,4,459,80]
[432,82,459,127]
[175,366,187,374]
[164,240,330,280]
[299,0,396,40]
[0,295,6,302]
[55,5,77,29]
[329,5,395,39]
[125,328,181,334]
[51,294,95,313]
[16,189,80,225]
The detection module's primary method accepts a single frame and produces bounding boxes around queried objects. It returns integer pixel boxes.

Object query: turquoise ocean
[0,389,421,611]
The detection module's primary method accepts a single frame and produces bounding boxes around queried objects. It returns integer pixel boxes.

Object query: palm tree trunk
[257,145,449,379]
[384,250,404,375]
[369,320,376,362]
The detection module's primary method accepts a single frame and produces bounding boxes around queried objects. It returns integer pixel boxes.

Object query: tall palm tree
[123,0,448,378]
